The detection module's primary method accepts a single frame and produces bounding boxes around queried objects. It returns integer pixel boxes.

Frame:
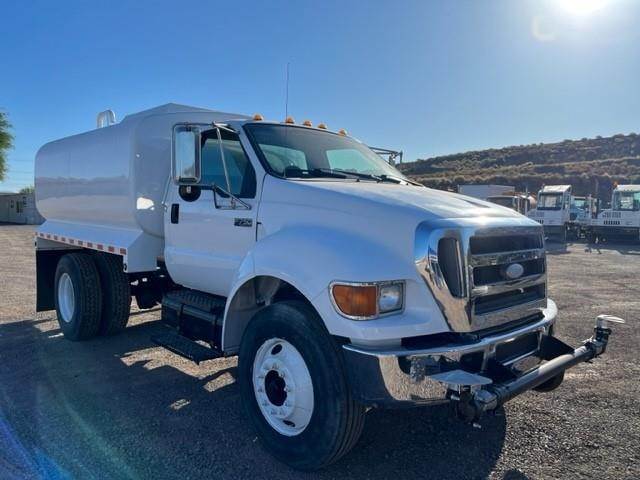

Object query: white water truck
[34,104,622,470]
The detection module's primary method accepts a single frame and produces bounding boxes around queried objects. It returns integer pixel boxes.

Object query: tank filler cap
[97,110,117,128]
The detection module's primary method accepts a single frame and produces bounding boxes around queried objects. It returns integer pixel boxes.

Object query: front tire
[54,253,103,341]
[238,301,365,470]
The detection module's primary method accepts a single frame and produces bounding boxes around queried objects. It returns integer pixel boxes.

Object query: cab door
[164,126,260,297]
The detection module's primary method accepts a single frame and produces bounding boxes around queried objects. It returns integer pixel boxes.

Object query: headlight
[330,281,405,320]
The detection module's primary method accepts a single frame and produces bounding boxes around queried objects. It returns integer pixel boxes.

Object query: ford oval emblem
[503,263,525,280]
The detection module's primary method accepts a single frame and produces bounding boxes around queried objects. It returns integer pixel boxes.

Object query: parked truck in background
[589,184,640,242]
[526,185,576,241]
[486,193,536,215]
[34,104,621,470]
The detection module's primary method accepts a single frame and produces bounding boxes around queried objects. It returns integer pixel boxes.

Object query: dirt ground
[0,224,638,480]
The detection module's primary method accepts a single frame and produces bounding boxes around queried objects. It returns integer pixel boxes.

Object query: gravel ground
[0,224,638,480]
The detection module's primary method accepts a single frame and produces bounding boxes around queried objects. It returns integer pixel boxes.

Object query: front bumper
[342,300,615,419]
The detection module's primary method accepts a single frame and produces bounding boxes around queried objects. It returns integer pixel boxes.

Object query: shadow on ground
[0,317,508,480]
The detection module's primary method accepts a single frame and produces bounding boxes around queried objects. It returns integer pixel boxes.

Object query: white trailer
[0,192,44,224]
[590,185,640,242]
[34,104,620,470]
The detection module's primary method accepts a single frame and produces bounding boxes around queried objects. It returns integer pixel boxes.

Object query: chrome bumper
[342,302,618,414]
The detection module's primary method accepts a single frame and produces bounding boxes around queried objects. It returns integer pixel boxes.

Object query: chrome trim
[470,248,545,267]
[473,298,547,328]
[471,273,545,297]
[414,221,546,332]
[343,299,557,358]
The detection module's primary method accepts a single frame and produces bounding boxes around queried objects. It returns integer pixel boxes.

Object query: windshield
[571,198,586,210]
[244,124,408,181]
[538,193,563,210]
[613,191,640,211]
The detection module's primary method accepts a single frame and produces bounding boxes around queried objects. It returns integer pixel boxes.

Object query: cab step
[151,330,221,364]
[161,289,226,346]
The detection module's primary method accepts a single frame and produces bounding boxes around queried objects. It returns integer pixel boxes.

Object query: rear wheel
[238,301,365,470]
[54,253,103,341]
[94,253,131,335]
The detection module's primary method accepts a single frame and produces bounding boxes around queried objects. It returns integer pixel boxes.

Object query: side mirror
[173,125,201,183]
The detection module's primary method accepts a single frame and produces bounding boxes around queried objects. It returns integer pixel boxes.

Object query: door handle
[171,203,179,224]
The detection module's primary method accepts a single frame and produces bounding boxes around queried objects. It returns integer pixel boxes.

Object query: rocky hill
[398,133,640,198]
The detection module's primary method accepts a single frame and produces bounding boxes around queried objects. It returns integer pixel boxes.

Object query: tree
[19,185,34,194]
[0,111,14,182]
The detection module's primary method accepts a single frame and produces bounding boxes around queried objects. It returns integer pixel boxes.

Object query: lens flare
[559,0,611,16]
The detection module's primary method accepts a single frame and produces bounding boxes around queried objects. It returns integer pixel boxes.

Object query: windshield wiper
[328,169,382,182]
[330,170,422,186]
[283,166,422,186]
[284,166,350,179]
[379,174,423,186]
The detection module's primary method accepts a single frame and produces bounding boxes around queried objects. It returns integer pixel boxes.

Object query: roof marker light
[317,123,327,129]
[302,120,312,127]
[338,129,348,136]
[253,113,264,121]
[285,116,295,124]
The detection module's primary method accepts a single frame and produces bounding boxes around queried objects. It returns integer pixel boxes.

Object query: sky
[1,0,639,192]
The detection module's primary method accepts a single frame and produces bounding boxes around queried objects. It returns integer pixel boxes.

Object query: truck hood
[290,180,524,221]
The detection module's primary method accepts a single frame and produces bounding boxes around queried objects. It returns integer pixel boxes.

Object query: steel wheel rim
[252,337,314,436]
[57,273,75,323]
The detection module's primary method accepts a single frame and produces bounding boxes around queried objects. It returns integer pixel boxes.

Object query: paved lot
[0,224,638,480]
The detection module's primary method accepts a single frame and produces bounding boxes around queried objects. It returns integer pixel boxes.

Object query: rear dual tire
[239,301,365,471]
[54,253,103,341]
[54,252,131,340]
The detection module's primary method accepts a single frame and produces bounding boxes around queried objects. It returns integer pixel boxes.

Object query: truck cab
[486,193,535,215]
[591,185,640,242]
[33,105,618,470]
[526,185,573,241]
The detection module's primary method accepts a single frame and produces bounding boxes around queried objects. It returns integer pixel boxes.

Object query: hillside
[398,133,640,198]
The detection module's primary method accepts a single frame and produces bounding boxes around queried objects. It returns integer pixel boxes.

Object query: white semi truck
[526,185,580,241]
[34,104,621,470]
[590,184,640,242]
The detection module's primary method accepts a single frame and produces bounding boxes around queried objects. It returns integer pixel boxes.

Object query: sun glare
[559,0,611,16]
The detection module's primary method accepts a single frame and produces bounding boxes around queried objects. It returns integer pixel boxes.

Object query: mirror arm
[215,127,234,207]
[213,123,236,134]
[211,184,251,210]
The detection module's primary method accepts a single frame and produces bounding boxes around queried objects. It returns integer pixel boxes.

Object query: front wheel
[238,301,365,470]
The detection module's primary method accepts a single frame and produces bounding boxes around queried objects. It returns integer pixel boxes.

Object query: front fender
[223,225,448,350]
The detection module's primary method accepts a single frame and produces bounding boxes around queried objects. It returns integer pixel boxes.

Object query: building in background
[0,193,44,224]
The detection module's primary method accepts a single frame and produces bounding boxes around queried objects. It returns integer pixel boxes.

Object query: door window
[200,130,257,198]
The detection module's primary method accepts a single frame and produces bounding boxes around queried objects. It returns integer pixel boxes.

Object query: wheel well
[36,248,84,311]
[222,276,316,354]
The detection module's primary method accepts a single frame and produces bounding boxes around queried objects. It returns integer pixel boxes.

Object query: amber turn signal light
[331,284,378,318]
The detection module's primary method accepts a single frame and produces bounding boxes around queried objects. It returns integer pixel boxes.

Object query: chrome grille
[415,222,546,332]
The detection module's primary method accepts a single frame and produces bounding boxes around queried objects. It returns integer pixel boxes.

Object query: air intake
[437,238,465,297]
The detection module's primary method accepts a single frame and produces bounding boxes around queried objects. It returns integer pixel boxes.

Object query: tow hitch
[444,315,625,425]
